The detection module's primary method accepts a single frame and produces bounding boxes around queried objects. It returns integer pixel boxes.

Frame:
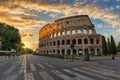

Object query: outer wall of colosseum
[38,15,102,55]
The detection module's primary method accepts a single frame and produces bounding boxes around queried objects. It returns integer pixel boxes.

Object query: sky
[0,0,120,50]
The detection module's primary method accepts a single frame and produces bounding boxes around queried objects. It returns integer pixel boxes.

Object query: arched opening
[90,39,94,44]
[57,49,60,54]
[53,41,56,46]
[67,31,70,35]
[62,49,65,55]
[57,40,60,45]
[77,30,81,34]
[62,40,65,45]
[50,42,52,46]
[49,50,52,54]
[62,31,65,35]
[67,49,70,55]
[91,49,95,55]
[85,49,89,54]
[83,30,87,34]
[96,39,99,44]
[84,39,88,44]
[89,29,92,34]
[67,39,70,45]
[53,50,55,54]
[78,49,82,55]
[78,39,82,44]
[73,49,77,55]
[97,49,101,55]
[72,30,76,34]
[58,32,61,36]
[72,39,76,44]
[54,33,56,37]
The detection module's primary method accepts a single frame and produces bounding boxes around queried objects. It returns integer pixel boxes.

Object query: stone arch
[72,30,76,34]
[62,49,65,54]
[53,41,56,46]
[73,49,77,55]
[97,49,100,55]
[85,49,89,54]
[62,40,65,45]
[91,49,95,55]
[67,31,70,35]
[83,29,87,34]
[90,39,94,44]
[78,49,82,55]
[57,40,60,45]
[62,31,65,35]
[67,49,71,55]
[77,30,81,34]
[57,49,60,54]
[67,39,70,45]
[89,29,92,34]
[78,39,82,44]
[96,39,99,44]
[84,38,88,44]
[53,50,55,54]
[58,32,61,36]
[72,39,76,44]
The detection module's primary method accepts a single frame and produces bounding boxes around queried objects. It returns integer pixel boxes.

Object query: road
[0,54,120,80]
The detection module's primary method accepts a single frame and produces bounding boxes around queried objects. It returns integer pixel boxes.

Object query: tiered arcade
[38,15,102,55]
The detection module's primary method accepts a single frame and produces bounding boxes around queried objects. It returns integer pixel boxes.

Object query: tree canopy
[0,23,21,51]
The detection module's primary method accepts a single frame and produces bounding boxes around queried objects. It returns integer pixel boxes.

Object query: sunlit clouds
[0,0,120,49]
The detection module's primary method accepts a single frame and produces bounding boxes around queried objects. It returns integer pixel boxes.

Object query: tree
[102,36,108,55]
[117,42,120,52]
[0,23,21,51]
[107,38,111,55]
[110,35,117,55]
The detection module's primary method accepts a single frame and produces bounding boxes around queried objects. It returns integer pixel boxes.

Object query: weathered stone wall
[38,15,102,55]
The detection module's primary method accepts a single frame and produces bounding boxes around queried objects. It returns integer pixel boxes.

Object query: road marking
[63,64,71,67]
[89,66,120,78]
[6,74,17,80]
[3,65,17,75]
[39,71,54,80]
[44,63,55,68]
[30,64,36,71]
[74,67,115,80]
[52,70,72,80]
[63,69,94,80]
[25,73,35,80]
[38,63,44,69]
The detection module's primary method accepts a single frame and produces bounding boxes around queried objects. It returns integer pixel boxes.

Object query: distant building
[38,15,102,55]
[0,38,2,50]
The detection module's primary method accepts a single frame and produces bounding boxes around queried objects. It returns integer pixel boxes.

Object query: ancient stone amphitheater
[38,15,102,55]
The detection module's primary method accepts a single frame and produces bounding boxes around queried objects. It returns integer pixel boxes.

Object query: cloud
[0,0,119,49]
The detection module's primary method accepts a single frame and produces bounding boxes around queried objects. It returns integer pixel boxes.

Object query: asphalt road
[0,54,120,80]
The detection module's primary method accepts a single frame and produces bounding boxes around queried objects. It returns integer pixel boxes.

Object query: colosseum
[38,15,102,55]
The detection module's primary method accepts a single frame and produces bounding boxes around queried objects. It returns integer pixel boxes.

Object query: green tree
[117,42,120,52]
[0,23,21,51]
[102,36,108,55]
[107,38,111,55]
[110,35,117,55]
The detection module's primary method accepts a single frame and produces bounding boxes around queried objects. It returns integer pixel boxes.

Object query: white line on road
[39,71,54,80]
[89,66,120,78]
[38,63,44,69]
[74,67,115,80]
[44,63,55,68]
[25,73,35,80]
[30,64,36,71]
[3,65,17,75]
[63,69,94,80]
[6,74,17,80]
[52,70,72,80]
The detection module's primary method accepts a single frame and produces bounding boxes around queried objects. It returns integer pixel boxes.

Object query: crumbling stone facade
[38,15,102,55]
